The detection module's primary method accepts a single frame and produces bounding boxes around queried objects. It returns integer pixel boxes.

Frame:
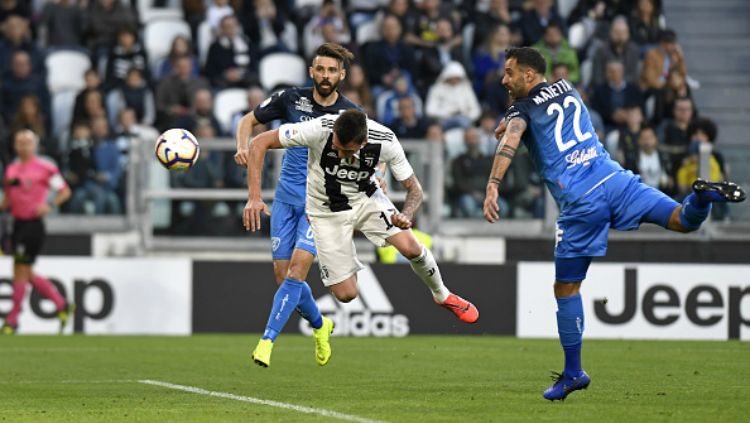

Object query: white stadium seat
[45,50,90,94]
[214,88,249,134]
[356,20,381,44]
[197,20,213,68]
[444,128,466,162]
[143,19,191,74]
[137,0,184,24]
[259,53,307,92]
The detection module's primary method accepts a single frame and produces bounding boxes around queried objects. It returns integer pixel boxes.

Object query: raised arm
[483,117,527,223]
[243,128,282,231]
[234,111,259,167]
[390,174,423,229]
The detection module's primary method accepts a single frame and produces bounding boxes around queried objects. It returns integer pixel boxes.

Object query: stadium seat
[259,53,307,92]
[197,20,213,68]
[295,0,323,7]
[137,0,184,24]
[51,90,77,147]
[214,88,249,134]
[580,59,593,89]
[281,21,299,54]
[356,20,381,44]
[462,23,475,66]
[557,0,578,20]
[568,22,587,50]
[45,50,90,94]
[143,19,191,75]
[444,128,466,161]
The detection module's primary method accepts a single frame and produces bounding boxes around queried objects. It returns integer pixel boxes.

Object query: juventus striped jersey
[278,115,414,214]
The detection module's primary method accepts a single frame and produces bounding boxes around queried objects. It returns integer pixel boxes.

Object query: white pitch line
[138,379,386,423]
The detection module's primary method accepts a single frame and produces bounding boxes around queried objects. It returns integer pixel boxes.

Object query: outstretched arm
[484,117,527,223]
[234,111,259,167]
[243,129,282,231]
[391,174,423,229]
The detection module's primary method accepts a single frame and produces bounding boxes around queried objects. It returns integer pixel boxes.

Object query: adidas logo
[298,266,409,337]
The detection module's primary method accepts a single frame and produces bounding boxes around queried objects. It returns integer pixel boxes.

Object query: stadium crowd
[0,0,732,230]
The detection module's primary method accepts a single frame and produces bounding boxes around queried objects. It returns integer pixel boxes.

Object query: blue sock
[680,193,712,231]
[556,293,584,378]
[295,281,323,329]
[262,278,304,342]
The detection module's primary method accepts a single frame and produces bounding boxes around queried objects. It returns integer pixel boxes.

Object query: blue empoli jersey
[253,87,360,206]
[505,80,622,208]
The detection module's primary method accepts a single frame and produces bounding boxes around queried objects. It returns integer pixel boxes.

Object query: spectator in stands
[641,29,686,92]
[155,54,210,131]
[104,27,150,91]
[616,105,644,169]
[473,0,515,52]
[389,96,430,140]
[0,15,43,77]
[9,95,52,159]
[551,62,570,82]
[303,0,351,59]
[241,0,290,58]
[591,60,642,132]
[519,0,564,46]
[590,16,641,87]
[417,17,465,94]
[73,70,105,123]
[1,51,49,123]
[207,0,235,33]
[362,14,416,93]
[231,86,265,135]
[635,124,673,194]
[39,0,87,48]
[205,14,256,88]
[106,68,156,128]
[90,115,122,214]
[533,22,580,84]
[629,0,663,50]
[0,0,30,24]
[377,0,418,39]
[450,127,494,218]
[404,0,459,49]
[86,0,137,61]
[73,89,107,128]
[340,62,375,116]
[176,88,223,135]
[472,24,510,97]
[502,144,544,218]
[65,122,97,214]
[377,74,423,126]
[651,67,691,125]
[676,118,726,200]
[157,36,200,79]
[659,96,695,174]
[564,0,616,42]
[477,111,499,156]
[425,61,481,130]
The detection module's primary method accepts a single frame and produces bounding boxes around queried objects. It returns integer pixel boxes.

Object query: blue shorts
[555,170,678,260]
[270,200,316,260]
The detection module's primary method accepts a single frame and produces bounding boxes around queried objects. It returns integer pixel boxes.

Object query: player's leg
[308,211,364,303]
[2,262,31,334]
[270,200,297,284]
[26,220,70,333]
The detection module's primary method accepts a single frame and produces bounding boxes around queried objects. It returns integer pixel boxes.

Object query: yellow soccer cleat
[313,316,334,366]
[252,339,273,368]
[1,323,16,335]
[58,302,75,335]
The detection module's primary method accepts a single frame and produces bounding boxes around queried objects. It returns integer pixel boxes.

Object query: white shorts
[308,190,403,286]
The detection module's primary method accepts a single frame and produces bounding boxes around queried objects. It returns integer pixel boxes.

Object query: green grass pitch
[1,335,748,422]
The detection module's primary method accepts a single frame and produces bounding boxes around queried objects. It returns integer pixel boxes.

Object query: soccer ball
[155,128,200,171]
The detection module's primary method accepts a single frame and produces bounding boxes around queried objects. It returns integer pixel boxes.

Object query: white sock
[409,246,450,302]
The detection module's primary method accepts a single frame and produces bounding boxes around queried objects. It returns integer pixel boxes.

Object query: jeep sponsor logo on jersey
[299,266,409,337]
[324,164,372,182]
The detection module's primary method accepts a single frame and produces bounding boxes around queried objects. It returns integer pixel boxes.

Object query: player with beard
[235,43,362,367]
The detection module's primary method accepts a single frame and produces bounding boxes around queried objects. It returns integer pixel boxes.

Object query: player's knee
[400,239,424,260]
[334,291,358,303]
[330,278,359,303]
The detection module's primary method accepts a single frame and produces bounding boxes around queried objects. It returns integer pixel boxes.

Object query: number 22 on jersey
[547,96,592,152]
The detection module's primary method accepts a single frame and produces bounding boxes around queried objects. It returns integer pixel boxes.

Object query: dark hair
[659,29,677,43]
[544,22,562,33]
[688,117,718,143]
[640,123,656,134]
[505,47,546,74]
[315,43,355,67]
[333,109,368,146]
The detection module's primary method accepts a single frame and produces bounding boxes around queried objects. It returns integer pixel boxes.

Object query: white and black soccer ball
[155,128,200,171]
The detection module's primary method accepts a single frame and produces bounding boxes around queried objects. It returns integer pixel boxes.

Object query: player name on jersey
[531,79,575,105]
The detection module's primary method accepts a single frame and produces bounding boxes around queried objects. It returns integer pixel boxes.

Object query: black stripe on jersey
[357,143,382,197]
[321,118,335,129]
[367,129,393,142]
[320,135,351,212]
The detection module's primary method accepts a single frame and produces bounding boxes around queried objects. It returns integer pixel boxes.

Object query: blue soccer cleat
[692,179,746,203]
[543,371,591,401]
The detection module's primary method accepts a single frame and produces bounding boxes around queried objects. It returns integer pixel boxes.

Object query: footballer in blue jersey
[483,47,746,401]
[234,43,360,368]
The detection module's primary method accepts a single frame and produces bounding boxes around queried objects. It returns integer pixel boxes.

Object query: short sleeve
[505,102,530,125]
[47,163,68,192]
[278,118,325,148]
[383,138,414,182]
[253,89,289,124]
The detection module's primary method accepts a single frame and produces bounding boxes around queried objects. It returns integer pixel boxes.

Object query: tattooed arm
[390,174,422,229]
[483,117,528,223]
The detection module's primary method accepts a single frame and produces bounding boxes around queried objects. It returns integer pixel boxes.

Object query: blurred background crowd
[0,0,736,232]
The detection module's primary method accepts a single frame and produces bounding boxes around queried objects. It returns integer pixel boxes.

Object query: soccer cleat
[436,293,479,324]
[313,316,334,366]
[252,339,274,368]
[692,179,746,203]
[543,371,591,401]
[58,302,75,335]
[1,323,16,335]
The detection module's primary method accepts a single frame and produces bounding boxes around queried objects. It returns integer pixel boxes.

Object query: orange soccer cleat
[436,293,479,324]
